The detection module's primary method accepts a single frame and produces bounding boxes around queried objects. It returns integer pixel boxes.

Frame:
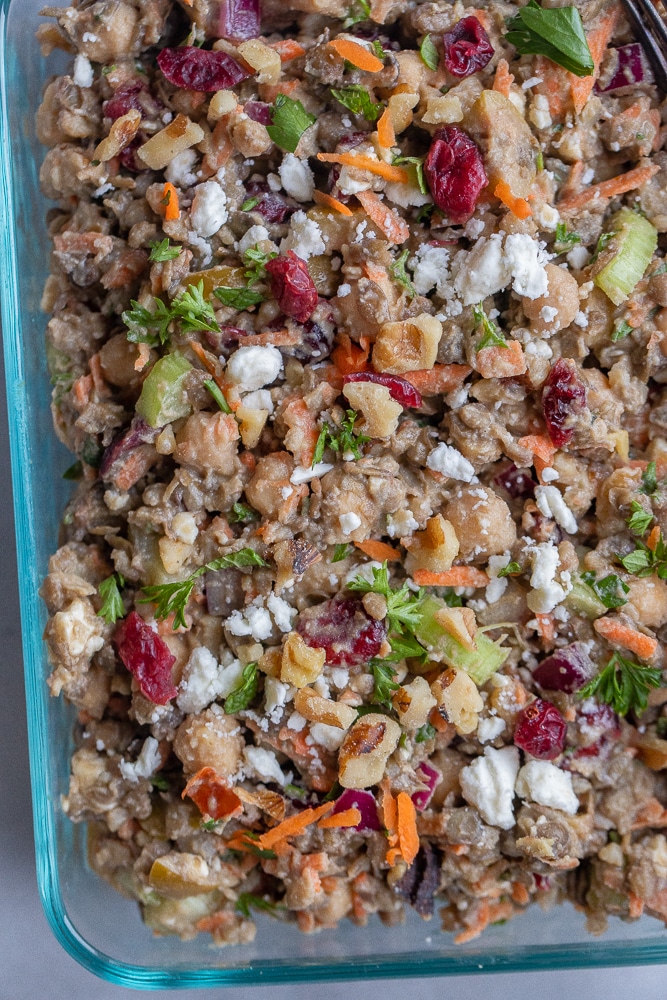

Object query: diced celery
[136,353,192,428]
[415,596,510,685]
[593,208,658,306]
[565,576,607,619]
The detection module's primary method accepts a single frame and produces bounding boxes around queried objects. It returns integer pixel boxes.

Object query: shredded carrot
[256,801,334,849]
[557,163,660,213]
[454,900,491,945]
[404,364,471,395]
[511,882,530,906]
[593,617,658,660]
[377,106,396,149]
[569,4,621,115]
[396,791,419,865]
[332,333,369,375]
[270,39,306,62]
[328,38,384,73]
[182,767,242,821]
[162,181,180,221]
[517,434,556,465]
[534,56,569,120]
[134,341,151,372]
[316,151,409,184]
[474,340,527,379]
[494,180,532,220]
[318,807,362,829]
[413,567,489,588]
[647,524,661,553]
[536,613,556,645]
[312,189,354,216]
[354,539,400,561]
[492,58,514,98]
[258,79,300,102]
[356,188,410,244]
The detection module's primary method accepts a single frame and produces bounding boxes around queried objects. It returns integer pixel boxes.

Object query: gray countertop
[1,344,666,1000]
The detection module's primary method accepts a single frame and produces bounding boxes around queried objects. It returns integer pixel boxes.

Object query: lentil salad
[36,0,667,946]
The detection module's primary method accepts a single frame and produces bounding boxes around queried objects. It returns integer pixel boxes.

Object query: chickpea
[522,263,580,335]
[442,486,516,560]
[173,705,244,777]
[229,118,272,157]
[99,333,151,388]
[175,412,240,476]
[625,577,667,629]
[245,452,295,520]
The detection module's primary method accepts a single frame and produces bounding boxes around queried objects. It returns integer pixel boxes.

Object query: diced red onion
[411,761,441,812]
[217,0,261,41]
[596,43,652,93]
[332,788,381,830]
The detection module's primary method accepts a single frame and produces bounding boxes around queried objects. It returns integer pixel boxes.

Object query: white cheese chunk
[280,210,325,260]
[515,760,579,814]
[279,153,315,202]
[290,462,334,484]
[226,344,283,390]
[535,485,578,534]
[177,646,227,714]
[119,737,161,784]
[426,442,475,482]
[73,54,94,88]
[460,746,520,829]
[189,181,228,238]
[339,512,362,535]
[243,746,287,785]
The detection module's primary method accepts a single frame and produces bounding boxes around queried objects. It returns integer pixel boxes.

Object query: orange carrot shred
[331,333,369,375]
[318,807,362,829]
[316,151,409,184]
[329,38,384,72]
[396,791,419,865]
[270,39,306,62]
[257,801,334,849]
[354,539,400,561]
[377,106,396,149]
[517,434,556,465]
[182,767,242,821]
[312,189,354,216]
[494,180,532,220]
[569,4,621,115]
[356,188,410,244]
[647,525,661,553]
[593,618,658,660]
[536,613,556,645]
[474,339,527,378]
[557,163,660,213]
[413,567,489,588]
[492,58,514,98]
[404,364,471,394]
[162,182,180,221]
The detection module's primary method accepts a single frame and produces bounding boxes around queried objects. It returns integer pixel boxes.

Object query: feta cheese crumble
[73,54,94,88]
[243,746,288,786]
[535,485,578,534]
[279,153,315,202]
[515,760,579,815]
[339,512,362,535]
[189,181,228,238]
[226,345,283,390]
[426,442,476,482]
[119,737,161,784]
[459,746,520,829]
[280,210,326,260]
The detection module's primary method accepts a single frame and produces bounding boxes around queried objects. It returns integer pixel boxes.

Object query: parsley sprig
[213,245,277,310]
[149,238,181,262]
[639,461,660,499]
[312,409,370,466]
[139,549,267,629]
[389,250,416,298]
[579,652,662,717]
[506,1,594,77]
[420,33,439,71]
[618,502,667,577]
[123,280,220,345]
[224,661,259,714]
[473,303,507,350]
[266,95,316,153]
[330,85,381,122]
[235,892,285,919]
[348,562,428,661]
[369,659,400,709]
[627,500,654,538]
[553,222,581,255]
[97,572,126,625]
[229,502,259,524]
[580,571,628,610]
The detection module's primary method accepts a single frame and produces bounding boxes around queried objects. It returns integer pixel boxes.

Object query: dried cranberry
[292,318,335,362]
[258,191,298,223]
[104,81,145,120]
[442,16,494,78]
[533,642,595,694]
[157,47,251,92]
[542,359,586,448]
[217,0,261,42]
[514,698,567,760]
[494,463,536,500]
[296,597,387,667]
[424,126,488,224]
[119,138,148,173]
[114,611,177,705]
[265,251,319,323]
[534,874,551,891]
[244,101,273,125]
[343,372,423,408]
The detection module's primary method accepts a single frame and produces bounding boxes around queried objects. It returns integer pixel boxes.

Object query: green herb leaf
[235,893,285,919]
[241,196,261,212]
[243,244,278,285]
[323,780,343,802]
[536,150,544,172]
[389,249,416,298]
[420,33,439,71]
[229,502,259,523]
[97,572,126,625]
[342,0,371,28]
[213,286,265,309]
[206,548,268,571]
[579,651,662,716]
[640,461,659,498]
[473,303,507,350]
[619,547,652,576]
[387,631,429,663]
[330,85,381,122]
[311,410,370,466]
[369,659,400,709]
[442,589,464,607]
[62,460,83,481]
[82,436,103,468]
[416,203,435,224]
[284,782,308,800]
[149,238,181,262]
[371,40,385,60]
[332,543,353,562]
[171,279,220,334]
[204,379,232,414]
[201,818,223,832]
[266,94,316,153]
[580,570,629,610]
[349,562,424,634]
[415,722,436,743]
[611,320,633,343]
[224,661,259,714]
[497,561,521,578]
[628,500,653,537]
[553,222,581,254]
[123,297,172,346]
[150,774,169,791]
[392,155,427,194]
[506,1,594,77]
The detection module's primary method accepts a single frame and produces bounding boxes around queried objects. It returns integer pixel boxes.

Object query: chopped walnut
[392,676,437,730]
[338,713,401,788]
[431,667,483,735]
[372,314,442,374]
[405,514,459,575]
[342,382,403,439]
[279,631,326,687]
[294,686,357,729]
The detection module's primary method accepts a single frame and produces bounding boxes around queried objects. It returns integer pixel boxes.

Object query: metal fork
[621,0,667,92]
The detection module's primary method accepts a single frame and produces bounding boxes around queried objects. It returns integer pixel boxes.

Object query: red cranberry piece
[119,137,148,173]
[424,126,488,224]
[343,372,422,408]
[533,642,595,694]
[104,80,145,120]
[577,699,621,747]
[514,698,567,760]
[245,101,272,125]
[265,251,319,323]
[157,47,251,92]
[442,16,494,78]
[494,463,536,500]
[296,597,387,667]
[217,0,261,42]
[542,359,586,448]
[114,611,177,705]
[534,874,551,891]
